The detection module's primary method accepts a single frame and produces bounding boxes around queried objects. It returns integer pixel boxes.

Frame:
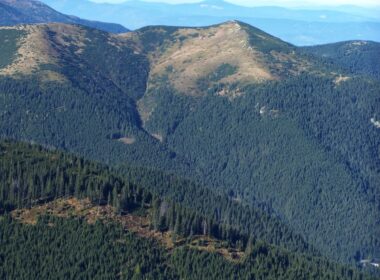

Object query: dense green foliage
[0,24,185,171]
[302,41,380,80]
[171,246,371,280]
[72,27,149,100]
[0,140,311,253]
[143,74,380,262]
[1,140,375,278]
[0,29,24,68]
[1,214,372,280]
[196,63,238,91]
[0,137,247,247]
[0,22,379,267]
[136,25,179,53]
[0,216,173,280]
[0,76,179,169]
[0,138,374,279]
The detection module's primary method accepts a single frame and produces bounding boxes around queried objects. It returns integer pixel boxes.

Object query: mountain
[0,22,181,170]
[0,21,379,267]
[0,0,128,33]
[132,21,320,96]
[301,40,380,80]
[41,0,380,45]
[1,140,376,279]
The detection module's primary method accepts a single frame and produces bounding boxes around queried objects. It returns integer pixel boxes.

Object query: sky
[90,0,380,7]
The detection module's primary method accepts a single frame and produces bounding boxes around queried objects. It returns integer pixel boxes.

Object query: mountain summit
[130,21,318,96]
[0,0,128,33]
[0,21,323,95]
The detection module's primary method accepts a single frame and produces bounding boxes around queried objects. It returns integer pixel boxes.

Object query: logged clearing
[151,133,163,142]
[12,197,245,262]
[334,75,351,85]
[118,137,136,145]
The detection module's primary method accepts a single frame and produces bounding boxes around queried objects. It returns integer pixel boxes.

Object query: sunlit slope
[0,24,186,171]
[0,22,379,264]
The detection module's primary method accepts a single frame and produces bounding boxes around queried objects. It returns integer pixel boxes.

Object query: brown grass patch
[0,24,86,82]
[11,197,245,262]
[147,22,274,96]
[0,25,58,76]
[187,236,245,262]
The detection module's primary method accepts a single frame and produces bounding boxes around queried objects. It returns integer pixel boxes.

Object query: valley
[0,21,379,265]
[0,1,379,278]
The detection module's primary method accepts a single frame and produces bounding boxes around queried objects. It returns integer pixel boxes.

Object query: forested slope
[141,76,380,262]
[0,140,375,279]
[0,21,379,264]
[2,216,373,280]
[0,140,311,254]
[302,40,380,80]
[0,24,186,172]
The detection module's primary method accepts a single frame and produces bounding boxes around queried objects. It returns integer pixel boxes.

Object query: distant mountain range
[0,0,128,33]
[40,0,380,45]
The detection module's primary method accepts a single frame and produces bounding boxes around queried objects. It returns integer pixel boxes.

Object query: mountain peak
[0,0,128,33]
[139,22,274,95]
[133,21,309,96]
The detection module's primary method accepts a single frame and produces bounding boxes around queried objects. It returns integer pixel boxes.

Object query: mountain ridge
[301,40,380,80]
[0,0,129,33]
[41,0,380,45]
[0,21,328,95]
[1,139,376,279]
[0,21,379,265]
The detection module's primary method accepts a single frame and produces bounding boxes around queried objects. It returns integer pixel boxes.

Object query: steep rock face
[0,0,128,33]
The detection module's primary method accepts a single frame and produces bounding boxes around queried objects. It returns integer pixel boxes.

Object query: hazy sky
[90,0,380,7]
